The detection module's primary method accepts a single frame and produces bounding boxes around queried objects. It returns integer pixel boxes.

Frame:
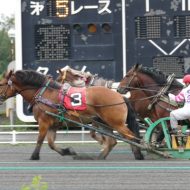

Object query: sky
[0,0,16,17]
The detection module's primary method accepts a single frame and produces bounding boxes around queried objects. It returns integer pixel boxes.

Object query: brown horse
[0,70,144,160]
[117,64,184,143]
[56,66,146,159]
[56,66,116,151]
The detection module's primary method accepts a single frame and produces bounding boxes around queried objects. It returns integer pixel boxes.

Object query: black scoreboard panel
[17,0,124,121]
[19,0,190,121]
[126,0,190,77]
[21,0,123,79]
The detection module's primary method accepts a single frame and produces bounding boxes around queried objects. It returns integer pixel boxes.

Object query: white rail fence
[0,124,98,145]
[0,124,145,145]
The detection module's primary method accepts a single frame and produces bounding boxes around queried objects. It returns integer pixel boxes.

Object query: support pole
[46,111,172,158]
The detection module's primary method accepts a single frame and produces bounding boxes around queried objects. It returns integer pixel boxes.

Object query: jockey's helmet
[183,74,190,84]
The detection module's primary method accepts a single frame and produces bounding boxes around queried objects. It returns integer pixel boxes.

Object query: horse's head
[118,64,184,96]
[57,66,93,87]
[117,64,143,94]
[0,69,48,104]
[0,70,17,104]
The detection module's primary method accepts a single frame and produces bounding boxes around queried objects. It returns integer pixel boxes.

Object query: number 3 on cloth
[71,93,82,106]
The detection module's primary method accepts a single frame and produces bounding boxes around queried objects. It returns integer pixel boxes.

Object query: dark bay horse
[0,70,144,160]
[117,64,184,142]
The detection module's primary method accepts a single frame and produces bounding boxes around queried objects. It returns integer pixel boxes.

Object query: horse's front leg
[97,135,117,160]
[47,127,77,157]
[90,129,117,159]
[90,130,106,145]
[30,122,48,160]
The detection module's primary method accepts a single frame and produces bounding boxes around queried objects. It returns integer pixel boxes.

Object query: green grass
[21,176,48,190]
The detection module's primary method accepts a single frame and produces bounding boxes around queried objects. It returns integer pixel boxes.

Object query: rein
[87,101,126,107]
[121,70,178,111]
[147,73,175,110]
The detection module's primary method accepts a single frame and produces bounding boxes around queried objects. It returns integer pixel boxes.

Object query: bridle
[119,68,145,94]
[0,73,42,103]
[123,72,138,90]
[0,76,14,102]
[119,68,164,94]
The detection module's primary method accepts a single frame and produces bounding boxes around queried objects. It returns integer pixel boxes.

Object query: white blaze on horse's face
[123,92,131,99]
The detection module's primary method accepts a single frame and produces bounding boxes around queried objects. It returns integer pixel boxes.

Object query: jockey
[168,74,190,133]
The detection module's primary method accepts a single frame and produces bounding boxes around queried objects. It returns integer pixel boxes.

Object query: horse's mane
[15,70,46,87]
[138,66,183,88]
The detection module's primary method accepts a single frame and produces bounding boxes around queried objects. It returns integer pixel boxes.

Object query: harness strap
[38,80,51,96]
[37,96,60,109]
[147,73,175,110]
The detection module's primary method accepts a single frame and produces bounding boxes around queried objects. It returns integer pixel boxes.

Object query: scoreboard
[16,0,190,122]
[125,0,190,76]
[16,0,125,122]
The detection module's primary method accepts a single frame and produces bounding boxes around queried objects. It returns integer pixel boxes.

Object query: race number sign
[62,87,87,110]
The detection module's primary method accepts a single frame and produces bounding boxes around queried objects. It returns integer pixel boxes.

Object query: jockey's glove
[168,93,176,101]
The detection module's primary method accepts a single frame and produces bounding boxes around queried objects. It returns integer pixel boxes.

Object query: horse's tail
[123,97,140,138]
[123,96,144,160]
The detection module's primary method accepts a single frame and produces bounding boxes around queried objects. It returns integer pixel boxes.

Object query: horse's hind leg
[47,127,77,156]
[115,125,144,160]
[116,125,135,140]
[130,144,144,160]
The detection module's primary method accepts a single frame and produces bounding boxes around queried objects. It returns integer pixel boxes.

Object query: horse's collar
[27,80,52,112]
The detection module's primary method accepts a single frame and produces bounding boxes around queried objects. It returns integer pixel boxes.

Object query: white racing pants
[170,106,190,129]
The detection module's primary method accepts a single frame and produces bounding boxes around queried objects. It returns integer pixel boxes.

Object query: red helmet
[183,75,190,83]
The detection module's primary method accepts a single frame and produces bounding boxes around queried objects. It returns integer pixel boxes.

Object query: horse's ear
[138,64,142,70]
[134,63,142,71]
[7,70,14,78]
[58,69,63,74]
[133,64,139,71]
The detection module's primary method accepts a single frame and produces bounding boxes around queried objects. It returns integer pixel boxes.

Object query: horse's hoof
[68,147,77,156]
[62,147,77,156]
[72,154,95,160]
[134,154,144,160]
[96,157,106,160]
[30,155,40,160]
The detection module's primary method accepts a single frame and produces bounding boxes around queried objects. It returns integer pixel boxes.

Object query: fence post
[82,127,85,142]
[11,130,17,145]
